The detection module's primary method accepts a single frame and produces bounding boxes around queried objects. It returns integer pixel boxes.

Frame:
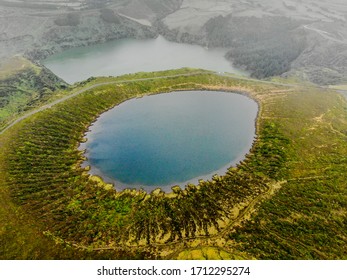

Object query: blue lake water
[42,35,246,84]
[81,90,258,192]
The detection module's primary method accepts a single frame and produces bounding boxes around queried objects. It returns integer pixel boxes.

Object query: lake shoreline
[79,89,258,193]
[42,35,248,84]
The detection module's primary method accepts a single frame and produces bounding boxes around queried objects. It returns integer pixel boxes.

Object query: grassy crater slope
[1,69,347,259]
[0,57,67,130]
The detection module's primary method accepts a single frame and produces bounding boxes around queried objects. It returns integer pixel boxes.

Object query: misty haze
[1,0,347,263]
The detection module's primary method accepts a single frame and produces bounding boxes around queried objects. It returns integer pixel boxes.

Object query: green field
[0,57,67,131]
[1,69,347,259]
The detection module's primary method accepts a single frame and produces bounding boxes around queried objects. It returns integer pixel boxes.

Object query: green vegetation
[205,16,306,78]
[229,88,347,259]
[0,57,67,130]
[0,69,347,259]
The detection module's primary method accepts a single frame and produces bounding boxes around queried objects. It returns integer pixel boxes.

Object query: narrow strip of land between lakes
[0,72,204,135]
[1,71,346,136]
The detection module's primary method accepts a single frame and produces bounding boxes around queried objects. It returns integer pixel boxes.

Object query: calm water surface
[80,91,258,192]
[43,36,246,84]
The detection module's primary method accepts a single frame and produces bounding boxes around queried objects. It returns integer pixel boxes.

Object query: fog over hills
[1,0,347,84]
[2,1,347,263]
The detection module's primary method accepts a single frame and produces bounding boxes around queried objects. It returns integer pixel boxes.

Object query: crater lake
[80,90,258,192]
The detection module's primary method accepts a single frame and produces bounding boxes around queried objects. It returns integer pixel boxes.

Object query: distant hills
[1,0,347,84]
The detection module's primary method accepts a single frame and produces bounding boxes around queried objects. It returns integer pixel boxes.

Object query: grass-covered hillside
[0,57,67,130]
[0,69,346,259]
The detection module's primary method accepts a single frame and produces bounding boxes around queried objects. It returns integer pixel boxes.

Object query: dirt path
[0,72,204,135]
[70,180,285,255]
[2,71,345,136]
